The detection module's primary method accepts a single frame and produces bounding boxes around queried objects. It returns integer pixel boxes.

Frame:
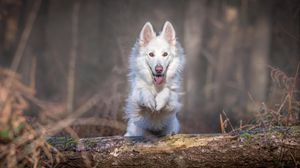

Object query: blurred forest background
[0,0,299,136]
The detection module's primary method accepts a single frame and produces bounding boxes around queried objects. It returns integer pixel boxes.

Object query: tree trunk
[48,127,300,168]
[182,0,207,133]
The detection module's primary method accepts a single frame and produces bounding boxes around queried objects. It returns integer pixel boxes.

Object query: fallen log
[48,127,300,168]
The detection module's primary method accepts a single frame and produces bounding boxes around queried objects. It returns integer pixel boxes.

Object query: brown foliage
[0,68,60,168]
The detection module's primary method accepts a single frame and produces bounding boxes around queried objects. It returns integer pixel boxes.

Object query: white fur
[124,21,185,137]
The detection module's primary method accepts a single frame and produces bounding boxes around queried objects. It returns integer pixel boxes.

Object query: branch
[48,128,300,167]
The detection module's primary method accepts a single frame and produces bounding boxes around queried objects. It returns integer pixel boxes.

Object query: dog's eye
[149,52,155,57]
[162,52,168,57]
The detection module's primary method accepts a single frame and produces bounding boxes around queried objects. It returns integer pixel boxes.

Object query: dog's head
[139,21,177,85]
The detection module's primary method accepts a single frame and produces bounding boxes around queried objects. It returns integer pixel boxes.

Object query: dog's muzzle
[153,64,165,85]
[153,74,164,85]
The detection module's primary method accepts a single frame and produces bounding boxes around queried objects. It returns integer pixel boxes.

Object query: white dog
[124,21,185,137]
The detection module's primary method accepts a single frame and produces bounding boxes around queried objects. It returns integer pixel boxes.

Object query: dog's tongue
[154,76,165,85]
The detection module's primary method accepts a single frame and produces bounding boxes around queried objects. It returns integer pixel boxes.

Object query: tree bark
[48,127,300,168]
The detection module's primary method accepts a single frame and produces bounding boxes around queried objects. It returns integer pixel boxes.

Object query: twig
[67,1,80,114]
[30,56,36,90]
[219,114,225,133]
[222,110,235,132]
[10,0,41,73]
[286,63,299,125]
[289,150,298,167]
[277,94,289,115]
[47,92,103,134]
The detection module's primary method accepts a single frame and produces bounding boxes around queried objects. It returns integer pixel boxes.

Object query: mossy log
[48,127,300,168]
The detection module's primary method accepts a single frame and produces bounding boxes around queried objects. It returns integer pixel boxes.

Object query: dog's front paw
[144,96,156,111]
[138,90,156,111]
[155,95,167,111]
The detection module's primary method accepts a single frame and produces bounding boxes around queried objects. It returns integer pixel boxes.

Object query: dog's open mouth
[153,74,165,85]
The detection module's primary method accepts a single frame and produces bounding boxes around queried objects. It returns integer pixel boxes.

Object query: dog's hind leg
[162,115,180,135]
[124,120,145,137]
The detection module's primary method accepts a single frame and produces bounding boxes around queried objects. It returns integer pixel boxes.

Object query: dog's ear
[161,21,176,45]
[139,22,156,47]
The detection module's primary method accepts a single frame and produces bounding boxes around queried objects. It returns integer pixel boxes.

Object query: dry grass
[219,64,300,134]
[256,65,300,127]
[0,68,61,168]
[217,65,300,167]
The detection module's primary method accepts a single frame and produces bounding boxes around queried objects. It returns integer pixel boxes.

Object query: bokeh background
[0,0,299,136]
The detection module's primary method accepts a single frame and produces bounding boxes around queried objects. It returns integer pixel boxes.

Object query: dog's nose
[155,65,163,74]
